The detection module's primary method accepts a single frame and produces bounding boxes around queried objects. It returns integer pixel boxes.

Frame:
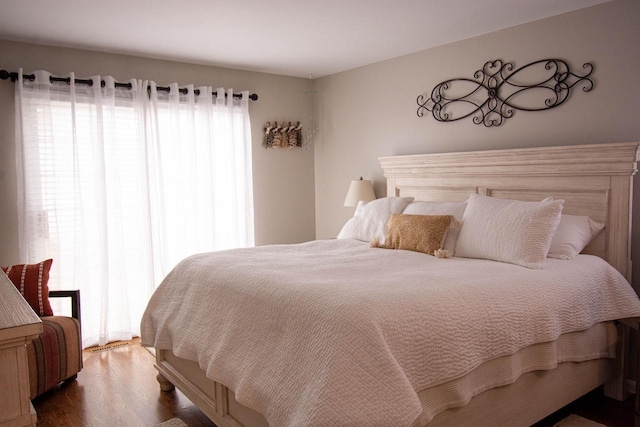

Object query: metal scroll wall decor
[416,59,594,127]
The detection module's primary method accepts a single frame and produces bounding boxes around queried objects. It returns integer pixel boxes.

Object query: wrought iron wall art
[416,59,594,127]
[263,121,303,148]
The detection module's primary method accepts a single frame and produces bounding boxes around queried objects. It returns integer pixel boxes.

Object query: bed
[141,142,640,427]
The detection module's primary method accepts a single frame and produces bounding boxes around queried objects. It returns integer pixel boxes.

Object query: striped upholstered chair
[1,259,83,399]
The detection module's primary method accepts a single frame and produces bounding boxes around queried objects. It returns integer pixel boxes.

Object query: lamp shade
[343,178,376,207]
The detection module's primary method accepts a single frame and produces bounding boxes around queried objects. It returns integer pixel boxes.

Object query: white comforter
[140,239,640,427]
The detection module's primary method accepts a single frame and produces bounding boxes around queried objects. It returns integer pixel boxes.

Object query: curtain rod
[0,69,259,101]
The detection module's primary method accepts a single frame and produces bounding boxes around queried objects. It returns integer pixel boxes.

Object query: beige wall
[2,0,640,284]
[313,0,640,286]
[0,40,316,264]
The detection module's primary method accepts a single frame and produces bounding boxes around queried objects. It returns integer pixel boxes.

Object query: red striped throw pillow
[2,259,54,316]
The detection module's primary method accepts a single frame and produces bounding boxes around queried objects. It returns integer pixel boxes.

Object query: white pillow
[454,194,564,269]
[403,201,467,253]
[337,197,414,244]
[547,214,605,260]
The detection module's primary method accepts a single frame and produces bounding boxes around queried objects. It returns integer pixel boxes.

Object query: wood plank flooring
[32,338,633,426]
[32,338,215,427]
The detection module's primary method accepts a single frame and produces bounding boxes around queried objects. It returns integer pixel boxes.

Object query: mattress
[141,239,640,427]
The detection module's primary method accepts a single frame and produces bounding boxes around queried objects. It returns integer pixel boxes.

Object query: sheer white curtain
[14,69,254,347]
[144,82,254,277]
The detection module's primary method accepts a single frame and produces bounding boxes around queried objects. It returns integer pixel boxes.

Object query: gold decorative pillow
[371,214,456,256]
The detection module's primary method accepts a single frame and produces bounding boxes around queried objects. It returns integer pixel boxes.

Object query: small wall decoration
[263,121,303,148]
[416,59,594,127]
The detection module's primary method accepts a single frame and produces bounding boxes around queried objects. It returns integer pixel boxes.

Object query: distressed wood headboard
[378,142,640,280]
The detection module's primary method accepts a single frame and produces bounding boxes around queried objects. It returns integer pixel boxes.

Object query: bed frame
[153,142,640,427]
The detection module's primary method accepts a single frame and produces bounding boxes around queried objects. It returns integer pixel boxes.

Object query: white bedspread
[140,239,640,427]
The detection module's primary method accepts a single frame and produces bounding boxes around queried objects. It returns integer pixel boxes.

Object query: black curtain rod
[0,69,258,101]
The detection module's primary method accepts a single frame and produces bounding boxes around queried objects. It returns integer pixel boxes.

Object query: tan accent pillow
[402,201,467,253]
[371,214,454,256]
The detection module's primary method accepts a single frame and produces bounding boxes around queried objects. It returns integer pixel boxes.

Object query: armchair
[1,260,83,399]
[27,289,83,398]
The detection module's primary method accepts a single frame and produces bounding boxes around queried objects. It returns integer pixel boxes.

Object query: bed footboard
[153,347,622,427]
[154,349,268,427]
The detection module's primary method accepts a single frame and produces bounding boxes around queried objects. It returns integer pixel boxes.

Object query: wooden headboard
[378,142,640,280]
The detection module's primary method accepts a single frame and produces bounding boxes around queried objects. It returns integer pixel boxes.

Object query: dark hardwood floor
[33,339,634,426]
[532,388,634,427]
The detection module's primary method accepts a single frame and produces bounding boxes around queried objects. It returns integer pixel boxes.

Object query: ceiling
[0,0,609,79]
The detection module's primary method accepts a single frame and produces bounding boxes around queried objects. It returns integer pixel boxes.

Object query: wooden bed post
[157,373,176,392]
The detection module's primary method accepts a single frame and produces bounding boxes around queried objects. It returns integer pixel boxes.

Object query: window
[15,74,254,347]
